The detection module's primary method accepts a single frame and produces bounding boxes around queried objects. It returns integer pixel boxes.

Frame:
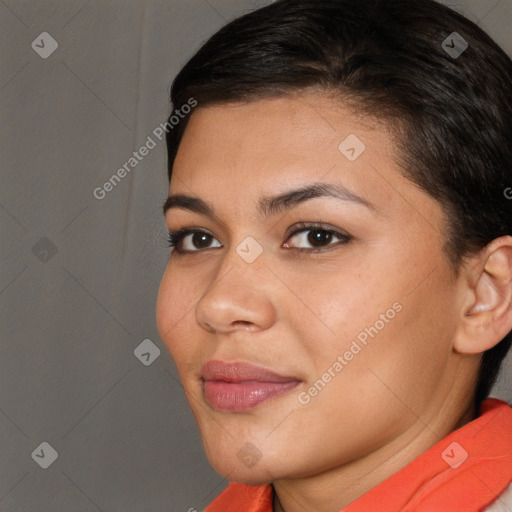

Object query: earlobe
[454,237,512,355]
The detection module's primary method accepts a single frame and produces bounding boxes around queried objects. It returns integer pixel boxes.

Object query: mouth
[200,360,302,411]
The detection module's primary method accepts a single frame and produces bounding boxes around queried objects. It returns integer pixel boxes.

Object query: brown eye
[167,229,222,253]
[307,229,334,248]
[191,232,214,249]
[284,224,352,251]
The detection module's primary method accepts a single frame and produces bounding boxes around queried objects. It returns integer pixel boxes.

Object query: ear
[454,236,512,355]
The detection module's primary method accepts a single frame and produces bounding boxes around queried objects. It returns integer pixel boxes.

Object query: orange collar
[205,398,512,512]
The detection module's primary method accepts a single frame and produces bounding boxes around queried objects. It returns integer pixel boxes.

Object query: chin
[202,441,281,485]
[210,457,277,486]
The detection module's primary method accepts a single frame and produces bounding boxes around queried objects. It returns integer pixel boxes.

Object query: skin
[156,92,512,512]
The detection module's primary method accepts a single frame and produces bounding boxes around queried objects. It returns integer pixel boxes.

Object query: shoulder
[484,483,512,512]
[204,482,273,512]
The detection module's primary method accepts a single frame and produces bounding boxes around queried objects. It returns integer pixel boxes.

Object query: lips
[200,360,301,411]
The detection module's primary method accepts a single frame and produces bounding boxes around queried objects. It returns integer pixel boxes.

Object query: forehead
[172,94,390,188]
[167,93,442,233]
[176,93,389,162]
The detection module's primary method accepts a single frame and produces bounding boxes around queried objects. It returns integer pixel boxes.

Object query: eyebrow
[162,182,376,219]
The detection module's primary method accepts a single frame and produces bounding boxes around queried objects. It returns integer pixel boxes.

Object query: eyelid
[284,221,351,240]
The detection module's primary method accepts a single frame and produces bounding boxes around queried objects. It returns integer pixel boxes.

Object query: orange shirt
[205,398,512,511]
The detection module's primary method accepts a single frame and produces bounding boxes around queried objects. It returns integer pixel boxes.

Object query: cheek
[156,266,197,365]
[156,268,173,342]
[332,271,456,408]
[304,247,455,396]
[299,267,393,360]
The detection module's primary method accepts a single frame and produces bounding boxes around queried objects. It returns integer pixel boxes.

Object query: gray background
[1,0,511,510]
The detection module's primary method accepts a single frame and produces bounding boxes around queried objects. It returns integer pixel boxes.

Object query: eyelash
[166,222,352,255]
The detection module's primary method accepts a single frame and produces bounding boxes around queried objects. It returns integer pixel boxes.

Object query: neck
[271,399,476,512]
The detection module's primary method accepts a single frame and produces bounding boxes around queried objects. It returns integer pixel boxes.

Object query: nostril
[235,321,255,330]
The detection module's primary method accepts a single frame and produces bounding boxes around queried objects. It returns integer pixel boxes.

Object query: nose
[195,257,276,335]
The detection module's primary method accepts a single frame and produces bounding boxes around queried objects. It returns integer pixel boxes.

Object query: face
[156,92,466,484]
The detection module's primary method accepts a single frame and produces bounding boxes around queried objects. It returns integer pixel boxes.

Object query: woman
[156,0,512,510]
